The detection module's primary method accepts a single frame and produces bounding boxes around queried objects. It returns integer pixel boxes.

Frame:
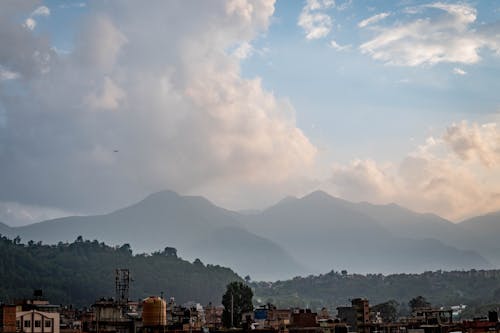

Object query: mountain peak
[144,190,180,201]
[301,190,344,203]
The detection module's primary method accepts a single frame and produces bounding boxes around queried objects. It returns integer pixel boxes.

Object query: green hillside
[252,269,500,315]
[0,235,241,307]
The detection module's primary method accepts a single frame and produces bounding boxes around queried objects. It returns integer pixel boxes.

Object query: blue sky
[0,0,499,224]
[239,0,500,162]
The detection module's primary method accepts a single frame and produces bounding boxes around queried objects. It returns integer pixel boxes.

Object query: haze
[1,0,500,227]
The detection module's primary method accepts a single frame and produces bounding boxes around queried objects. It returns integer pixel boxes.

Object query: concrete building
[0,305,17,333]
[88,298,139,333]
[337,298,370,333]
[16,309,60,333]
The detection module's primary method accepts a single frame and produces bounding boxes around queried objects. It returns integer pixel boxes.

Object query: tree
[409,296,431,312]
[222,281,253,328]
[371,300,399,322]
[162,247,177,257]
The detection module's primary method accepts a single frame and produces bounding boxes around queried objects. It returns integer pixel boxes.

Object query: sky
[0,0,499,226]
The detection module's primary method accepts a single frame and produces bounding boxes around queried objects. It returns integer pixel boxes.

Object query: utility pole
[231,293,234,328]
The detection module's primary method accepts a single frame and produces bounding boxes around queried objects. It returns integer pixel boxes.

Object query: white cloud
[298,0,335,40]
[31,6,50,17]
[24,18,36,30]
[360,3,500,66]
[59,3,86,9]
[324,121,500,221]
[0,67,20,80]
[358,12,391,28]
[329,39,351,51]
[0,0,317,213]
[443,121,500,167]
[453,67,467,75]
[23,5,50,31]
[329,159,398,203]
[336,0,352,11]
[84,76,125,111]
[232,41,254,59]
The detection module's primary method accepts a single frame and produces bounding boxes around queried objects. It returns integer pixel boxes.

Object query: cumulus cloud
[453,67,467,75]
[358,12,391,28]
[443,121,500,167]
[329,39,351,51]
[232,41,254,59]
[0,0,317,220]
[0,66,20,80]
[325,121,500,221]
[360,3,500,66]
[23,5,50,31]
[298,0,335,40]
[24,18,37,30]
[329,159,398,203]
[32,6,50,17]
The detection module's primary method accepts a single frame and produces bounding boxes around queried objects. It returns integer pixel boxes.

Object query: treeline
[252,269,500,317]
[0,235,241,307]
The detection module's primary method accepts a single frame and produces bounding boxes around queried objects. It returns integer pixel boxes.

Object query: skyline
[0,0,499,226]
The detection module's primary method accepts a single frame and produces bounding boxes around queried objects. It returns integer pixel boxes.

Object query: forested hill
[252,269,500,313]
[0,235,241,307]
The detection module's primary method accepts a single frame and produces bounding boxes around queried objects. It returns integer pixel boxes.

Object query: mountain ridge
[1,190,497,280]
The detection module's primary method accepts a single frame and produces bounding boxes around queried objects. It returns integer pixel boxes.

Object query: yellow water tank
[142,296,167,326]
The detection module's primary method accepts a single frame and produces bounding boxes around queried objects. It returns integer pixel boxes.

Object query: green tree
[222,281,253,328]
[409,296,431,312]
[371,300,399,322]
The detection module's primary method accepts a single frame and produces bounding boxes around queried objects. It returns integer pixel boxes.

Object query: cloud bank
[0,0,317,219]
[325,121,500,221]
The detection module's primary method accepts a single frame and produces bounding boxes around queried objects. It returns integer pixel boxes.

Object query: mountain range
[0,190,497,280]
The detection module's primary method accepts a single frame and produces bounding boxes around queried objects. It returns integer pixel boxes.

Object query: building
[87,298,139,333]
[204,303,223,330]
[16,309,60,333]
[0,305,16,333]
[337,298,369,333]
[289,309,321,333]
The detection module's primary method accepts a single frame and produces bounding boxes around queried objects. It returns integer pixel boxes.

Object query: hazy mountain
[0,222,11,235]
[348,202,459,240]
[3,191,304,281]
[239,191,490,274]
[2,190,495,280]
[347,203,500,268]
[457,212,500,266]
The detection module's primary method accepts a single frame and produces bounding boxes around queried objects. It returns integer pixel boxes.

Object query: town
[1,269,499,333]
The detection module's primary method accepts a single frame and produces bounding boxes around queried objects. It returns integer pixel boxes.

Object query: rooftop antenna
[115,268,130,305]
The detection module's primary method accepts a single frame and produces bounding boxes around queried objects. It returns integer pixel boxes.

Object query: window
[35,320,41,328]
[16,320,20,328]
[44,320,52,328]
[24,320,31,328]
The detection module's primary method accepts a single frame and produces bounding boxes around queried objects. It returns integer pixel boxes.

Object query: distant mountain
[2,190,496,281]
[239,191,490,274]
[0,222,11,235]
[457,212,500,266]
[346,203,500,268]
[347,202,458,240]
[2,191,304,281]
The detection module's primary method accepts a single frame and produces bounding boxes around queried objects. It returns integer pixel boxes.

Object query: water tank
[142,296,167,326]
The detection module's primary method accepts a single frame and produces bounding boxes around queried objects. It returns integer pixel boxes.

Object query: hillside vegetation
[252,269,500,315]
[0,235,241,307]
